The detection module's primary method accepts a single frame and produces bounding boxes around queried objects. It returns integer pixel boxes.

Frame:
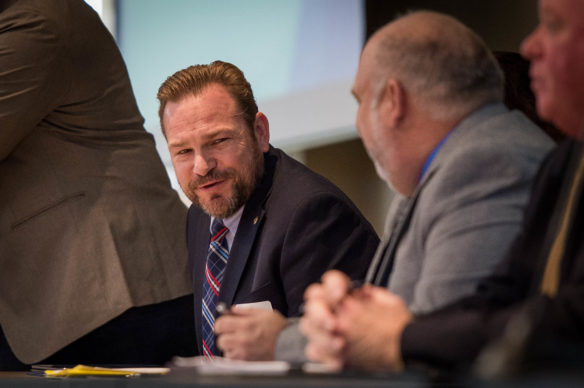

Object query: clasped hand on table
[299,270,413,371]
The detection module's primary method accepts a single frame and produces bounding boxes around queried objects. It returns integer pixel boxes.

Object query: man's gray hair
[372,11,503,120]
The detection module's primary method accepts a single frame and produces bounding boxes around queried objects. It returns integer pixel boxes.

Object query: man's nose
[520,27,541,60]
[193,152,216,176]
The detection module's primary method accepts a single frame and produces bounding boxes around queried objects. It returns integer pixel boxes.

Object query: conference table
[1,369,422,388]
[1,367,583,388]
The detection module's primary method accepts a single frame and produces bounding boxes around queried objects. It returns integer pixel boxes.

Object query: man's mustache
[188,169,235,191]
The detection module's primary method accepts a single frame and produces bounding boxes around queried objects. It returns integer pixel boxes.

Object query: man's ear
[379,79,406,127]
[253,112,270,152]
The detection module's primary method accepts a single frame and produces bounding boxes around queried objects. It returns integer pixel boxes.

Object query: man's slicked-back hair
[157,60,258,135]
[372,11,504,120]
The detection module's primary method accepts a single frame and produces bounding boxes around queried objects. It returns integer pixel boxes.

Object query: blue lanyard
[419,133,451,182]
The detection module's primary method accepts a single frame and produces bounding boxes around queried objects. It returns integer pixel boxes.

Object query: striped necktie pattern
[201,219,229,359]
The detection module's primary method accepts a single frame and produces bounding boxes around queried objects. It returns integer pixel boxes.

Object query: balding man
[300,11,559,371]
[221,11,552,363]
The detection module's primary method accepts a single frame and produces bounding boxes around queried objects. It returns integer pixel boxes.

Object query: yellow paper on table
[44,364,170,377]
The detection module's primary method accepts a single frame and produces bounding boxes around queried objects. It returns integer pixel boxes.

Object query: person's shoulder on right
[450,108,553,182]
[460,106,553,160]
[426,105,554,203]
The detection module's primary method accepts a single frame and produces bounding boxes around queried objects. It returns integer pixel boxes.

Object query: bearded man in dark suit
[158,61,379,359]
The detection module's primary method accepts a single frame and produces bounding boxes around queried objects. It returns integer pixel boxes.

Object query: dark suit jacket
[0,0,191,363]
[187,147,379,354]
[401,139,584,371]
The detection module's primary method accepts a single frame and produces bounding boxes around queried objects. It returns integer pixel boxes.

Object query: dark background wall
[365,0,538,51]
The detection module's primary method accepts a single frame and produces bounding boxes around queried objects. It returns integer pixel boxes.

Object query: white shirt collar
[210,206,244,250]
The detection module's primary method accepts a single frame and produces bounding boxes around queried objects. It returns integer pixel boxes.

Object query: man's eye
[213,138,228,145]
[546,20,561,32]
[177,149,191,155]
[542,15,564,34]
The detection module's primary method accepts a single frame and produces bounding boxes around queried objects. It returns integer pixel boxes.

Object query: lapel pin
[253,217,258,225]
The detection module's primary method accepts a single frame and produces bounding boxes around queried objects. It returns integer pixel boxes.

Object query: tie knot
[211,219,228,241]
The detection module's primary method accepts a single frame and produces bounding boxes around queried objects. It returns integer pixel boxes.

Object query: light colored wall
[116,0,364,171]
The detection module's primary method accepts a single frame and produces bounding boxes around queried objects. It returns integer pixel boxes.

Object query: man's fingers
[301,271,352,366]
[300,300,346,365]
[215,331,230,352]
[216,332,244,360]
[301,299,337,332]
[320,270,352,305]
[304,332,345,364]
[214,314,243,334]
[304,282,327,302]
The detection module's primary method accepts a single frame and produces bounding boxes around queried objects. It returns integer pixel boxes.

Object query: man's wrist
[387,316,412,370]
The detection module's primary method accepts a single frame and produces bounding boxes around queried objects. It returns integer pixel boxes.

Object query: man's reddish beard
[187,152,264,218]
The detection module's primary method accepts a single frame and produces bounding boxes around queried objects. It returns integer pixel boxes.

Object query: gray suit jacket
[275,103,553,361]
[368,103,553,314]
[0,0,191,363]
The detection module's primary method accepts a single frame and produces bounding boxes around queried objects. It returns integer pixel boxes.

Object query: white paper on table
[233,300,273,311]
[171,356,289,375]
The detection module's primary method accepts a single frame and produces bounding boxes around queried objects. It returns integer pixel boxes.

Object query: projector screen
[117,0,364,170]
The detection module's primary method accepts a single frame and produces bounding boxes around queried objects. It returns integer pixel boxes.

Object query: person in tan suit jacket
[0,0,195,369]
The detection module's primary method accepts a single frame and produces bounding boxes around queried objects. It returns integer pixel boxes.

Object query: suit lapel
[218,149,276,307]
[368,170,436,286]
[219,207,266,306]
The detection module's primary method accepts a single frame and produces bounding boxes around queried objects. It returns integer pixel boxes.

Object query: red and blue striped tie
[201,219,229,359]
